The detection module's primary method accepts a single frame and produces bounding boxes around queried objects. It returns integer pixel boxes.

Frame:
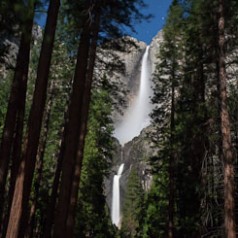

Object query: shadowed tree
[53,0,148,236]
[217,0,236,237]
[6,0,60,236]
[0,0,35,231]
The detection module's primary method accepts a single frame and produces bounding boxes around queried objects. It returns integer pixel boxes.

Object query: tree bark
[25,81,54,238]
[65,10,101,237]
[43,102,71,237]
[43,78,72,238]
[0,4,34,226]
[6,0,60,236]
[217,0,236,237]
[53,18,91,238]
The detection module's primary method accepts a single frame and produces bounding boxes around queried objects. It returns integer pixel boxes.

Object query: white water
[114,46,152,145]
[111,163,124,227]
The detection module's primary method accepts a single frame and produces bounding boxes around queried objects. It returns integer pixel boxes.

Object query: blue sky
[36,0,172,45]
[131,0,173,44]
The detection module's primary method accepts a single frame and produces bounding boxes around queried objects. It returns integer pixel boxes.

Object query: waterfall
[114,46,152,145]
[111,163,124,228]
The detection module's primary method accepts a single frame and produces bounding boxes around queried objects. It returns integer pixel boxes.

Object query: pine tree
[75,76,115,238]
[149,1,185,236]
[217,0,236,236]
[54,0,148,236]
[0,0,35,231]
[121,167,144,237]
[6,0,60,236]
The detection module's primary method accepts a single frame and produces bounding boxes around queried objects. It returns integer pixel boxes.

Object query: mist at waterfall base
[111,164,125,227]
[114,46,153,145]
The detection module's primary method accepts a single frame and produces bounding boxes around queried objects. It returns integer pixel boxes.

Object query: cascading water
[111,45,152,227]
[114,46,152,145]
[111,163,124,227]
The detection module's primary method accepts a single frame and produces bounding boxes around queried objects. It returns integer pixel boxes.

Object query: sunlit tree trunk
[217,0,236,237]
[6,0,60,236]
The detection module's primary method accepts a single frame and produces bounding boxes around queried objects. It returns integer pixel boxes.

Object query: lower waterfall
[111,164,124,228]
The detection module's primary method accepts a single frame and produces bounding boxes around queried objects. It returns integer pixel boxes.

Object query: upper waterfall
[114,46,153,145]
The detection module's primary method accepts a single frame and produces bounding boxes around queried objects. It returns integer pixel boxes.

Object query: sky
[36,0,172,45]
[131,0,173,44]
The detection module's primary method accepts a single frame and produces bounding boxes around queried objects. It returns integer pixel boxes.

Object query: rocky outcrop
[105,125,156,211]
[104,33,164,213]
[148,30,163,75]
[96,37,147,123]
[0,36,19,78]
[0,25,42,79]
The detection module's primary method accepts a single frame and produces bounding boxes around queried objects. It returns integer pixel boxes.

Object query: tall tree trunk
[25,81,54,238]
[6,0,60,236]
[53,18,91,238]
[0,3,34,225]
[43,76,73,238]
[43,91,71,238]
[0,106,29,237]
[65,10,101,237]
[217,0,236,237]
[1,38,33,236]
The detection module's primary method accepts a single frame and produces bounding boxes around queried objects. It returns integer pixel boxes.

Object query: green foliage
[28,30,74,234]
[58,0,150,55]
[147,0,238,235]
[0,0,26,36]
[75,77,115,238]
[148,0,225,236]
[142,173,168,238]
[2,0,238,236]
[0,71,13,135]
[120,167,144,238]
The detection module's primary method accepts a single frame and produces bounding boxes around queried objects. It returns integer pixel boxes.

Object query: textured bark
[1,95,29,237]
[25,81,54,238]
[43,83,72,238]
[43,126,65,238]
[217,0,236,237]
[65,10,101,237]
[6,0,60,236]
[53,19,91,238]
[0,5,34,226]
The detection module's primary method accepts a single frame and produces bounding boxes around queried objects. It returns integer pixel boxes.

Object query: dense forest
[0,0,238,237]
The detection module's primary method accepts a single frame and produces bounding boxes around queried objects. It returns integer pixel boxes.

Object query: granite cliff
[106,31,164,213]
[0,25,42,78]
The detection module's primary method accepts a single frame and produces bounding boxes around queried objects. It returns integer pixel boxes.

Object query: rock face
[0,25,42,79]
[104,33,164,215]
[105,125,156,213]
[0,36,19,78]
[105,29,238,219]
[97,37,147,123]
[109,31,165,124]
[106,30,164,128]
[148,30,163,74]
[1,25,160,217]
